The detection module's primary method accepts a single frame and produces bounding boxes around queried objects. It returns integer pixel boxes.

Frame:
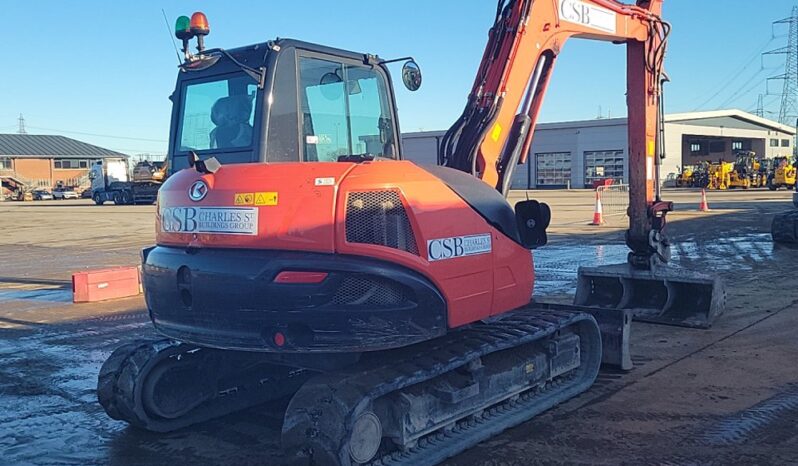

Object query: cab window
[177,74,257,152]
[299,57,396,161]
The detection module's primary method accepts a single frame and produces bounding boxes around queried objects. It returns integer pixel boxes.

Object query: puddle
[0,288,72,303]
[533,233,781,296]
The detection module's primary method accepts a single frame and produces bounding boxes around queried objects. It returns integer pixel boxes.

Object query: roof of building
[0,134,127,159]
[402,110,796,138]
[532,109,796,135]
[665,109,796,134]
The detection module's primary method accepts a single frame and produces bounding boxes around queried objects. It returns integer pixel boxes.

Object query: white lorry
[89,158,160,205]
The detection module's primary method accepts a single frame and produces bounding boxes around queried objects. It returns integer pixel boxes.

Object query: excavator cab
[168,38,421,173]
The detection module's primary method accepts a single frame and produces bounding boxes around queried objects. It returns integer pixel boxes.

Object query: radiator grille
[332,277,411,306]
[345,191,418,255]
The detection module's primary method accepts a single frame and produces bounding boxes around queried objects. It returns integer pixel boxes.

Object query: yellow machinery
[708,161,734,190]
[728,151,764,189]
[676,165,695,187]
[767,156,797,190]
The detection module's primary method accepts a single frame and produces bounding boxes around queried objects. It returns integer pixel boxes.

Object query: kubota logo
[188,180,208,202]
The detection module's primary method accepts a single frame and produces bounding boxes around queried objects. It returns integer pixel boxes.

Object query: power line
[715,67,770,109]
[691,37,774,111]
[25,125,167,143]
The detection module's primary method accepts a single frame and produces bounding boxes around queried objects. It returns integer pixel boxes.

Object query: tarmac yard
[1,189,797,466]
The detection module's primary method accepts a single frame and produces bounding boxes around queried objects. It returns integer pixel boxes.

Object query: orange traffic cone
[591,191,604,225]
[699,189,710,212]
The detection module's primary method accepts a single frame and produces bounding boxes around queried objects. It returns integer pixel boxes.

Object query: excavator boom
[440,0,723,326]
[442,0,668,265]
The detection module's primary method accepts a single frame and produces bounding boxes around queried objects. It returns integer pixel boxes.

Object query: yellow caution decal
[234,193,254,205]
[254,192,278,206]
[490,123,503,142]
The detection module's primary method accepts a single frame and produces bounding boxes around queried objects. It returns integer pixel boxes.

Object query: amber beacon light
[190,12,210,53]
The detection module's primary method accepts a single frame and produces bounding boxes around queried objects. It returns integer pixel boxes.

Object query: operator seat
[210,95,254,149]
[422,165,521,244]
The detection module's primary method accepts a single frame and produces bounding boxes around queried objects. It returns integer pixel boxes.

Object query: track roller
[97,338,311,432]
[281,310,601,466]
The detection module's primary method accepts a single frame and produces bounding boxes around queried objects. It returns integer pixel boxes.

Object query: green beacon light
[175,15,193,61]
[175,16,192,39]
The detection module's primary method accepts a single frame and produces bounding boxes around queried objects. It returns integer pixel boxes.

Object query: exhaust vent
[332,276,412,306]
[345,191,418,255]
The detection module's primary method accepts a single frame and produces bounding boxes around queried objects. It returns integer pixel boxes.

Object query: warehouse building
[401,109,796,189]
[0,134,126,195]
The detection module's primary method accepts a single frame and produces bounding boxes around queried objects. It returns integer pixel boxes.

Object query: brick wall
[10,158,90,188]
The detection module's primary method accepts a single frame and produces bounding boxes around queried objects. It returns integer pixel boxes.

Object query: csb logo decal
[558,0,616,34]
[427,234,492,262]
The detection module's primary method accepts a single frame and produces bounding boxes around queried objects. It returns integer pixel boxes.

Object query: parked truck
[89,158,160,205]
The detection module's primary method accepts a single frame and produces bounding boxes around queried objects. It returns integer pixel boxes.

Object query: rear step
[281,309,603,466]
[574,264,726,329]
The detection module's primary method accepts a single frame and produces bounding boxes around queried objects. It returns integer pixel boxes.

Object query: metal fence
[597,183,630,217]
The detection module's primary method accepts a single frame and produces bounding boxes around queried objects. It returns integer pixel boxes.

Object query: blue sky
[1,1,796,155]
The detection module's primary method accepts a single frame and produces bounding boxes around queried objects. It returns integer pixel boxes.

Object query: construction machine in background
[771,178,798,243]
[99,2,724,464]
[675,165,695,187]
[767,156,797,190]
[132,160,167,183]
[89,158,161,205]
[708,160,734,190]
[727,151,765,189]
[691,161,710,188]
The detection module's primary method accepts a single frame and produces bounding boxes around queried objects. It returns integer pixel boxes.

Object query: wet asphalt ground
[1,189,797,466]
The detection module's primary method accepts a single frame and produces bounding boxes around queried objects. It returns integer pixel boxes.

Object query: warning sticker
[315,177,335,186]
[490,123,502,142]
[234,193,254,205]
[254,192,278,206]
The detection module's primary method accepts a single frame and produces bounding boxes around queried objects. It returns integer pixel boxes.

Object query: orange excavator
[99,2,723,464]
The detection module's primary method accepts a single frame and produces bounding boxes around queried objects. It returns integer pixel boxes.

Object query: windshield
[177,73,257,152]
[299,57,396,161]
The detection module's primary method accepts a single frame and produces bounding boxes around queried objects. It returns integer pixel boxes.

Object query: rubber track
[370,372,578,466]
[281,309,601,466]
[98,338,309,432]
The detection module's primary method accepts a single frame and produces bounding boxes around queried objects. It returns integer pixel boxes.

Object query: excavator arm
[441,0,670,269]
[443,0,724,327]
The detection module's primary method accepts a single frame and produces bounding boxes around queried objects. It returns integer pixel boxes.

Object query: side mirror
[402,60,422,91]
[319,71,345,100]
[515,200,551,249]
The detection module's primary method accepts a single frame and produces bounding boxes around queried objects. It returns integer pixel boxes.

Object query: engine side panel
[336,162,533,327]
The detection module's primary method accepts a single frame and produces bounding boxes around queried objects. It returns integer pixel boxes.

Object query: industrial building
[0,134,126,195]
[401,109,796,189]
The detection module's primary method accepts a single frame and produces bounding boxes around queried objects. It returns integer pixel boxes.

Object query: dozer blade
[574,264,726,329]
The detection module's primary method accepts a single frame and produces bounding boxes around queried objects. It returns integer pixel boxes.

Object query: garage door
[535,152,572,187]
[584,150,624,187]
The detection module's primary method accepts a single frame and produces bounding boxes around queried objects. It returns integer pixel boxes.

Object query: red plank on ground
[72,266,141,303]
